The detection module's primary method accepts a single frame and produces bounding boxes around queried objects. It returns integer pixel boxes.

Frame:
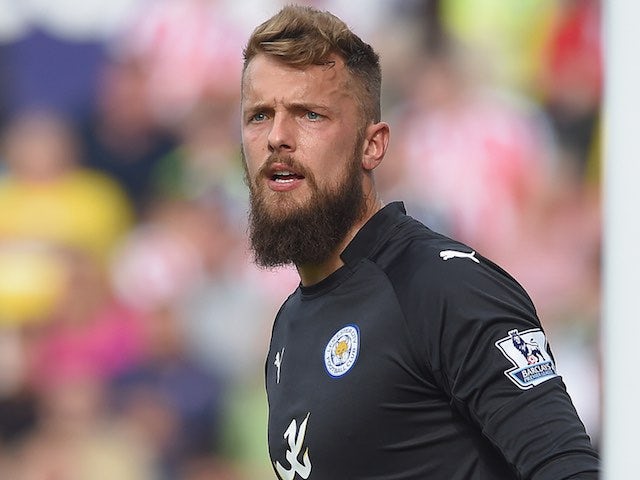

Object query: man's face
[241,54,367,267]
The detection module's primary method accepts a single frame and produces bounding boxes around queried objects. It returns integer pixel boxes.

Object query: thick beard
[245,147,367,269]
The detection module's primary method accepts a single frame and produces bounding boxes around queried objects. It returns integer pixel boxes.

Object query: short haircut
[242,5,382,123]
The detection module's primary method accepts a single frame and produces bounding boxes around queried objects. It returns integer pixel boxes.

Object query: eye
[305,111,321,121]
[250,112,267,123]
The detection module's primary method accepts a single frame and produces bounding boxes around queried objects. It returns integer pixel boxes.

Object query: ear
[362,122,390,171]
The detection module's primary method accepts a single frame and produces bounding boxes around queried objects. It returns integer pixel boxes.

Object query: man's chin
[259,191,312,218]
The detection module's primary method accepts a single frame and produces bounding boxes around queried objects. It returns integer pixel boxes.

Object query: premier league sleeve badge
[495,328,559,390]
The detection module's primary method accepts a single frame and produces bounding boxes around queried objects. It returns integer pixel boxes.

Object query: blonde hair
[242,5,382,123]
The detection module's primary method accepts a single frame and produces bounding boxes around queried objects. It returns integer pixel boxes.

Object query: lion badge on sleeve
[495,328,559,390]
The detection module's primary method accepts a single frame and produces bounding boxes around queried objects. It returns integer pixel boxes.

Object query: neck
[296,196,384,286]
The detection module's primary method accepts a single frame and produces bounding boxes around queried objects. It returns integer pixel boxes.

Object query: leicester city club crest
[495,328,559,390]
[324,325,360,378]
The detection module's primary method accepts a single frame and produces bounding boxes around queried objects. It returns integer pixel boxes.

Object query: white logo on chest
[439,249,480,263]
[275,413,312,480]
[274,347,285,384]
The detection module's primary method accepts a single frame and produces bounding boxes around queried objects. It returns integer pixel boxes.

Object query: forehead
[242,54,353,104]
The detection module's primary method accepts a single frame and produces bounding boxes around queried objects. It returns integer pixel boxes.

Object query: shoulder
[71,168,126,191]
[376,217,494,292]
[376,216,538,327]
[69,169,133,206]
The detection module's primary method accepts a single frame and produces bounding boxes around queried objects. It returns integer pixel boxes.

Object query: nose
[267,113,295,153]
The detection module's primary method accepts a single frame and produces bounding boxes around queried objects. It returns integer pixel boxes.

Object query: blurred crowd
[0,0,601,479]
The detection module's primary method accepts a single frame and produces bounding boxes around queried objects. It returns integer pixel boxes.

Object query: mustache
[257,153,311,179]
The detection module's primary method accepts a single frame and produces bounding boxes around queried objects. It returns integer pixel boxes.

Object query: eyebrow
[244,100,330,114]
[287,101,330,113]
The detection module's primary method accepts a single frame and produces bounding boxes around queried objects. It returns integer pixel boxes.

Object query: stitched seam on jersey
[371,257,440,388]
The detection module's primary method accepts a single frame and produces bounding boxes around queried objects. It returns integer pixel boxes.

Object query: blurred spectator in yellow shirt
[0,108,133,262]
[0,108,133,325]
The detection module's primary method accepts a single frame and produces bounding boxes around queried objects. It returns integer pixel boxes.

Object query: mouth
[264,162,306,190]
[270,170,305,183]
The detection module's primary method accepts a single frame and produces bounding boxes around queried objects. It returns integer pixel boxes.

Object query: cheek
[245,158,260,181]
[241,134,265,175]
[317,138,361,180]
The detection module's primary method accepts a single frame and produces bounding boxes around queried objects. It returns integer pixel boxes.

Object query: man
[240,5,599,479]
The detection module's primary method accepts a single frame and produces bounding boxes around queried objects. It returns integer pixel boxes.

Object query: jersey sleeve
[415,251,599,479]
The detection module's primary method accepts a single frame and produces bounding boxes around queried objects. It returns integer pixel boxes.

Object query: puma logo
[275,348,285,384]
[439,249,480,264]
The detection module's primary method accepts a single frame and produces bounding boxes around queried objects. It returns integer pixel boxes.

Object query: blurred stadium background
[0,1,601,478]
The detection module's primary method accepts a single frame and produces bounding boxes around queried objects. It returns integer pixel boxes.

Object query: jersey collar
[340,201,407,267]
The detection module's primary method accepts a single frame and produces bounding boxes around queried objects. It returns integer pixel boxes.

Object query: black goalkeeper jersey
[265,202,598,480]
